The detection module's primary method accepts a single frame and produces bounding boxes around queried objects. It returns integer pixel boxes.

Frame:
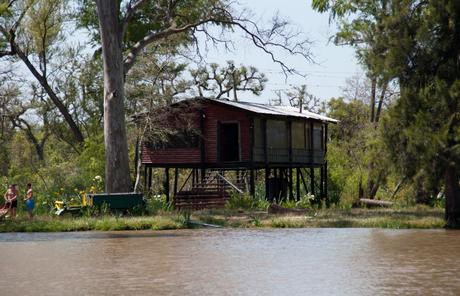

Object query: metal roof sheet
[208,98,338,123]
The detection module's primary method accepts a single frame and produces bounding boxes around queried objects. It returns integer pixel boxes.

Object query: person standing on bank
[24,183,34,220]
[4,184,18,218]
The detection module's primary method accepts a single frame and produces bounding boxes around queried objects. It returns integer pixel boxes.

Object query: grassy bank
[195,206,445,229]
[0,215,189,232]
[0,206,446,232]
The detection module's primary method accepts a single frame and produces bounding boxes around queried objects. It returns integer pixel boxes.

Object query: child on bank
[24,183,34,220]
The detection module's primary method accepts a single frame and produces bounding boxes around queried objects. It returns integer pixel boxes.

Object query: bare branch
[123,18,219,74]
[123,6,312,77]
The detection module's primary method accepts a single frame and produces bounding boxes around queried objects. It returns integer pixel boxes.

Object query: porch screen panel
[292,121,305,149]
[253,118,264,161]
[313,123,323,150]
[267,120,288,162]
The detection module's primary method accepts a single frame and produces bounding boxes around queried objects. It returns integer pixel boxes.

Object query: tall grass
[0,215,188,232]
[0,206,446,232]
[225,192,269,210]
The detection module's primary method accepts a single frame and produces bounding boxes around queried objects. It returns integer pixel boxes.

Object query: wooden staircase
[174,170,246,210]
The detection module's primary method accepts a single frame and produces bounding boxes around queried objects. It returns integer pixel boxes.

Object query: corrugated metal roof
[208,98,338,123]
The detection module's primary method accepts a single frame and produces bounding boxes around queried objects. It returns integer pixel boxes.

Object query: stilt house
[141,97,337,209]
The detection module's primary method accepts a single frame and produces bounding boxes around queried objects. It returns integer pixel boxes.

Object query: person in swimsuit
[24,183,34,220]
[4,184,18,218]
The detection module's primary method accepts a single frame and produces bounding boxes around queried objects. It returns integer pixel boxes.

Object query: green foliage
[0,216,188,232]
[380,1,460,214]
[77,0,232,48]
[312,0,391,80]
[281,193,315,209]
[225,192,269,211]
[25,0,65,55]
[144,193,172,215]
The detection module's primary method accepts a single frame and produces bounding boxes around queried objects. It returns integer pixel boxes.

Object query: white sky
[202,0,363,104]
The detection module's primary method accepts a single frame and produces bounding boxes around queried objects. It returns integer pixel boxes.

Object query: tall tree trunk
[370,77,377,123]
[367,170,384,199]
[358,175,364,199]
[375,82,387,123]
[445,165,460,228]
[96,1,132,193]
[390,178,405,199]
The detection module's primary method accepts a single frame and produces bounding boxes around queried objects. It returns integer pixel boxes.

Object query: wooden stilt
[164,168,170,202]
[148,167,153,190]
[192,169,196,187]
[143,166,147,189]
[265,167,270,200]
[201,168,206,182]
[320,165,324,203]
[325,162,329,207]
[296,168,300,201]
[289,168,293,201]
[299,168,308,193]
[250,169,255,197]
[174,168,178,195]
[274,168,279,202]
[310,167,314,196]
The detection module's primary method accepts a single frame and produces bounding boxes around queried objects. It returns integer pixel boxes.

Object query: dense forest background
[1,0,459,224]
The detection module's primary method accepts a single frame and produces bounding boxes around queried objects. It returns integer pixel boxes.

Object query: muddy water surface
[1,228,460,295]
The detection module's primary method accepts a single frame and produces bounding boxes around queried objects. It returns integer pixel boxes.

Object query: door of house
[218,122,240,162]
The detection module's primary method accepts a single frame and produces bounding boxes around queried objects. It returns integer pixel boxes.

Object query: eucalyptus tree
[312,0,392,124]
[380,0,460,227]
[81,0,313,192]
[0,0,85,143]
[312,0,395,199]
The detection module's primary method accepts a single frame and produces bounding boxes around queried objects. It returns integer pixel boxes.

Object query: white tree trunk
[96,0,132,193]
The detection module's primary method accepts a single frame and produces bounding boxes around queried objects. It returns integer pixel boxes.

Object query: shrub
[280,193,315,209]
[145,194,172,214]
[225,192,269,210]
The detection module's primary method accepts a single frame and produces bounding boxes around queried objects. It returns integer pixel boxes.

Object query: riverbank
[0,206,445,232]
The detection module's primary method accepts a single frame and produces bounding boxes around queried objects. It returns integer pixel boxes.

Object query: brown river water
[1,228,460,296]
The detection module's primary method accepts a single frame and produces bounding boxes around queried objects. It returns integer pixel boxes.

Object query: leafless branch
[123,5,312,77]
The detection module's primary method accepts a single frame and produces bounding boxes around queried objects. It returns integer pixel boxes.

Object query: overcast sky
[202,0,363,104]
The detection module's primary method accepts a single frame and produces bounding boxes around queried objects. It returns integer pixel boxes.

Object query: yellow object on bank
[82,193,92,206]
[54,200,65,210]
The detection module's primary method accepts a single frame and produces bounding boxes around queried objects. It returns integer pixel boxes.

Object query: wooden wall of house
[141,145,201,165]
[203,102,251,163]
[141,99,327,167]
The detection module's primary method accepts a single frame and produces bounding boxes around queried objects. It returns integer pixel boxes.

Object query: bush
[225,192,269,210]
[280,193,315,209]
[145,194,172,214]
